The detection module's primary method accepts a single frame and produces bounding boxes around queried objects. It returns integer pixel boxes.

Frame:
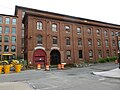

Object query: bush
[98,56,117,63]
[98,58,106,63]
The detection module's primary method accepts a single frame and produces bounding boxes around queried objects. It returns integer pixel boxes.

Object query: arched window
[52,24,57,32]
[96,29,100,36]
[77,27,81,34]
[89,50,93,58]
[65,25,70,33]
[87,28,92,35]
[37,35,42,45]
[37,22,43,30]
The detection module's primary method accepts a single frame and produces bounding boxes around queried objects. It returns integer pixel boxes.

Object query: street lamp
[116,32,120,69]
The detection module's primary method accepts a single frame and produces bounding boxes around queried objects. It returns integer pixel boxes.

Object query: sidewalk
[0,82,33,90]
[92,68,120,78]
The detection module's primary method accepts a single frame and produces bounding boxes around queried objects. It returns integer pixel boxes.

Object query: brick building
[15,6,120,67]
[0,14,17,59]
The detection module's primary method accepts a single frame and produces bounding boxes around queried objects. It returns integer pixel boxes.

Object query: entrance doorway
[50,50,61,65]
[33,49,46,66]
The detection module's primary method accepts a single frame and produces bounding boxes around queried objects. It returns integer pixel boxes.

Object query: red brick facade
[0,14,17,59]
[15,6,120,67]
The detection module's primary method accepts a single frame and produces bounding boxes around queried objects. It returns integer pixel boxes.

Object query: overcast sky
[0,0,120,25]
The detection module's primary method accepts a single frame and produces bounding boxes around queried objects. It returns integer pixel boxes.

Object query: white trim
[34,46,45,50]
[51,47,60,50]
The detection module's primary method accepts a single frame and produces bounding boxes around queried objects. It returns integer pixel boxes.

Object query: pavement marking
[99,78,106,81]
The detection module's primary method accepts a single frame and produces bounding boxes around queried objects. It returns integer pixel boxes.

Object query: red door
[33,49,46,66]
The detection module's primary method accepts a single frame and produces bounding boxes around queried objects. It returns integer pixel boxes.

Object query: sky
[0,0,120,25]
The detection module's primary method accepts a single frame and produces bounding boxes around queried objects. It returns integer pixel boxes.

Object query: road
[0,62,120,90]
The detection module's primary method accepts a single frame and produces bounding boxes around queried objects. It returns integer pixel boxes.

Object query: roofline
[0,14,18,17]
[23,12,120,29]
[16,5,120,27]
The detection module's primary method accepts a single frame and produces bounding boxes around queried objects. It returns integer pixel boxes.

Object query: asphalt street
[0,62,119,90]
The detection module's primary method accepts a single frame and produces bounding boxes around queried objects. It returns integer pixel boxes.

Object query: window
[106,50,109,57]
[37,22,43,30]
[66,37,70,45]
[11,36,16,44]
[78,38,82,46]
[0,45,1,52]
[77,27,81,34]
[5,17,10,24]
[104,30,107,36]
[111,32,114,36]
[105,39,109,47]
[112,40,116,46]
[65,25,70,33]
[52,36,57,45]
[11,46,16,52]
[12,18,16,25]
[22,11,25,18]
[66,50,71,59]
[22,24,24,30]
[89,50,93,58]
[5,27,9,34]
[87,28,92,35]
[0,36,2,43]
[98,50,102,58]
[96,29,100,36]
[52,24,57,32]
[4,36,9,43]
[12,27,16,34]
[97,39,101,46]
[37,35,42,45]
[79,50,83,58]
[113,50,116,56]
[0,26,2,34]
[0,16,2,24]
[4,45,9,52]
[88,39,92,46]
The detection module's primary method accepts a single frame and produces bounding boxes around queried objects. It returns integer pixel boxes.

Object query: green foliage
[98,56,117,63]
[98,58,106,63]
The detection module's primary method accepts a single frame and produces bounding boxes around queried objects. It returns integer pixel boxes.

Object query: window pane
[12,27,16,34]
[37,35,42,44]
[79,50,83,58]
[53,36,57,44]
[11,36,16,44]
[104,30,107,36]
[105,40,108,47]
[87,28,92,35]
[97,39,101,46]
[96,29,100,35]
[66,50,71,59]
[12,18,16,25]
[88,39,92,46]
[0,26,2,34]
[65,25,70,33]
[78,38,82,46]
[77,27,81,34]
[0,16,2,24]
[11,46,16,52]
[98,50,102,58]
[4,45,9,52]
[89,50,93,58]
[6,18,10,24]
[4,36,9,43]
[5,27,9,34]
[52,24,57,32]
[66,37,70,45]
[37,22,43,30]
